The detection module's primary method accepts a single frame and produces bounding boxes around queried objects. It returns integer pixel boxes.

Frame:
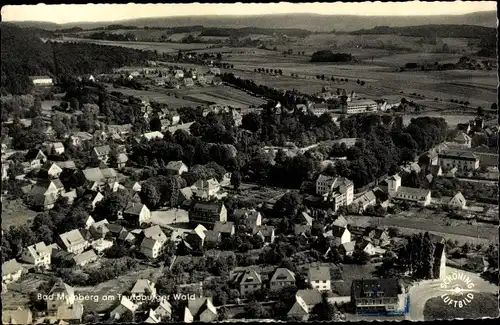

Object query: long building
[341,100,378,114]
[438,150,480,171]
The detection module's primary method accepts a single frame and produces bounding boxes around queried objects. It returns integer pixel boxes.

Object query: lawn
[1,199,38,230]
[424,293,499,320]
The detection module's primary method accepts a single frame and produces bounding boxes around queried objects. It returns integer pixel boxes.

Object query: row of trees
[254,68,283,75]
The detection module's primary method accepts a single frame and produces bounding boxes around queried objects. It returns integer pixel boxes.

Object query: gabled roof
[341,241,356,253]
[331,215,348,228]
[2,259,23,276]
[82,168,105,182]
[187,297,217,319]
[25,148,46,161]
[59,229,87,249]
[193,178,220,191]
[73,250,97,265]
[143,225,167,242]
[270,268,295,283]
[25,241,50,259]
[397,186,431,198]
[213,221,234,234]
[192,202,224,213]
[307,266,330,281]
[93,145,111,157]
[253,225,274,237]
[142,131,164,141]
[232,269,262,285]
[131,279,155,294]
[125,202,147,216]
[141,237,160,250]
[329,225,348,238]
[101,168,117,179]
[300,212,314,225]
[55,161,76,169]
[192,224,208,240]
[454,131,471,142]
[115,296,139,314]
[294,224,311,235]
[296,289,323,306]
[204,230,220,243]
[50,281,74,297]
[450,192,466,206]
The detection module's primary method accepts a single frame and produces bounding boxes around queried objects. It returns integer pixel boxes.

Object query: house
[70,132,93,147]
[124,202,151,226]
[2,309,33,324]
[352,191,377,213]
[230,269,262,296]
[142,131,164,141]
[192,178,221,199]
[25,148,47,169]
[269,268,296,291]
[141,225,167,259]
[340,241,356,256]
[448,192,467,209]
[209,67,220,75]
[21,242,51,267]
[145,309,161,323]
[419,150,439,167]
[428,165,443,177]
[213,76,223,85]
[178,187,194,205]
[151,208,190,226]
[298,211,314,226]
[167,121,194,135]
[30,75,53,86]
[316,175,354,211]
[341,99,378,114]
[184,78,194,87]
[110,296,139,321]
[2,161,10,181]
[154,298,172,320]
[324,225,351,246]
[92,145,111,163]
[331,215,349,228]
[213,221,235,238]
[294,224,311,236]
[438,150,480,171]
[359,240,377,256]
[90,192,104,210]
[2,259,23,284]
[47,281,76,313]
[85,216,95,229]
[351,278,403,314]
[253,225,275,244]
[131,279,157,301]
[457,123,471,134]
[26,179,65,210]
[307,266,331,291]
[234,209,262,230]
[117,153,128,169]
[72,249,98,267]
[174,70,184,79]
[44,142,65,155]
[186,224,207,251]
[365,229,391,247]
[39,162,64,179]
[166,160,189,175]
[287,289,323,321]
[189,202,227,227]
[184,297,217,323]
[386,174,432,206]
[453,132,472,148]
[89,219,110,239]
[58,229,89,254]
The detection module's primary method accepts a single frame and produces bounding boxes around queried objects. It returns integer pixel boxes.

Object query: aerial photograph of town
[1,2,498,323]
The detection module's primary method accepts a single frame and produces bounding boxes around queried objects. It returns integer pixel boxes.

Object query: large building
[341,99,378,114]
[438,150,480,171]
[189,202,227,227]
[386,174,431,206]
[30,76,53,86]
[316,175,354,211]
[351,279,404,315]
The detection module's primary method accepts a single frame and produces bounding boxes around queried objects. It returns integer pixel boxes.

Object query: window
[245,285,248,289]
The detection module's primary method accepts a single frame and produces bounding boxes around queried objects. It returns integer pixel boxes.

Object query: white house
[131,279,157,301]
[307,266,331,291]
[124,202,151,226]
[58,230,89,254]
[2,259,23,284]
[21,242,51,267]
[141,225,167,259]
[324,225,351,246]
[166,161,188,175]
[448,192,467,210]
[387,174,432,206]
[110,296,139,320]
[316,175,354,211]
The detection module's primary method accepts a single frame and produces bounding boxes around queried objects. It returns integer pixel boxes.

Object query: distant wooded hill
[6,10,496,32]
[348,24,495,39]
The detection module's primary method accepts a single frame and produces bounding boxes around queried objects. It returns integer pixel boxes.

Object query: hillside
[348,24,495,39]
[7,11,497,32]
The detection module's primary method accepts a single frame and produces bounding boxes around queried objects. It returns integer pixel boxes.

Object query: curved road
[406,267,498,321]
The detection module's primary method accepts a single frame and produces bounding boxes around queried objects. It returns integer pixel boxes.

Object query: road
[406,267,498,321]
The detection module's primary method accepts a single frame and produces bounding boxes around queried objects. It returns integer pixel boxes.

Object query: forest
[0,24,157,95]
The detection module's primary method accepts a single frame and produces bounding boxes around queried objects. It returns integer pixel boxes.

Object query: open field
[105,84,200,108]
[57,37,215,53]
[1,199,38,230]
[424,293,499,320]
[347,213,498,245]
[176,85,266,108]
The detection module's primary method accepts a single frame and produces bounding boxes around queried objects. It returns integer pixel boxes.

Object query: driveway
[406,267,498,321]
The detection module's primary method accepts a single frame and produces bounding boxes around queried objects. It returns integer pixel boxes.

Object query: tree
[230,171,242,190]
[421,232,435,279]
[244,300,268,319]
[351,249,369,265]
[272,192,302,218]
[310,292,337,321]
[477,106,484,116]
[241,112,262,132]
[149,117,162,132]
[140,182,161,209]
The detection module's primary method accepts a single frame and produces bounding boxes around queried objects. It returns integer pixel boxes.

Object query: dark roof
[192,202,224,213]
[351,278,400,299]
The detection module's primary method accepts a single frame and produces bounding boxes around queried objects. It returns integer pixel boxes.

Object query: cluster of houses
[123,66,223,89]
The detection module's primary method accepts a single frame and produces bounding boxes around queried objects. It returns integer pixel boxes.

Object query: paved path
[406,267,498,321]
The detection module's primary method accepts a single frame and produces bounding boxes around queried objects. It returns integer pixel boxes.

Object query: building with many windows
[316,175,354,211]
[341,99,378,114]
[307,266,331,291]
[438,150,480,171]
[351,279,404,314]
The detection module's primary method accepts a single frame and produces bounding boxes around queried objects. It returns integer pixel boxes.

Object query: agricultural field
[57,37,215,53]
[176,85,266,108]
[105,84,201,108]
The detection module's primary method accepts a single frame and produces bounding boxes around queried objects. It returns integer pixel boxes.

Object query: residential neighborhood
[1,3,499,324]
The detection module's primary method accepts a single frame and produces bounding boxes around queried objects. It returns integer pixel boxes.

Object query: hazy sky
[2,2,497,24]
